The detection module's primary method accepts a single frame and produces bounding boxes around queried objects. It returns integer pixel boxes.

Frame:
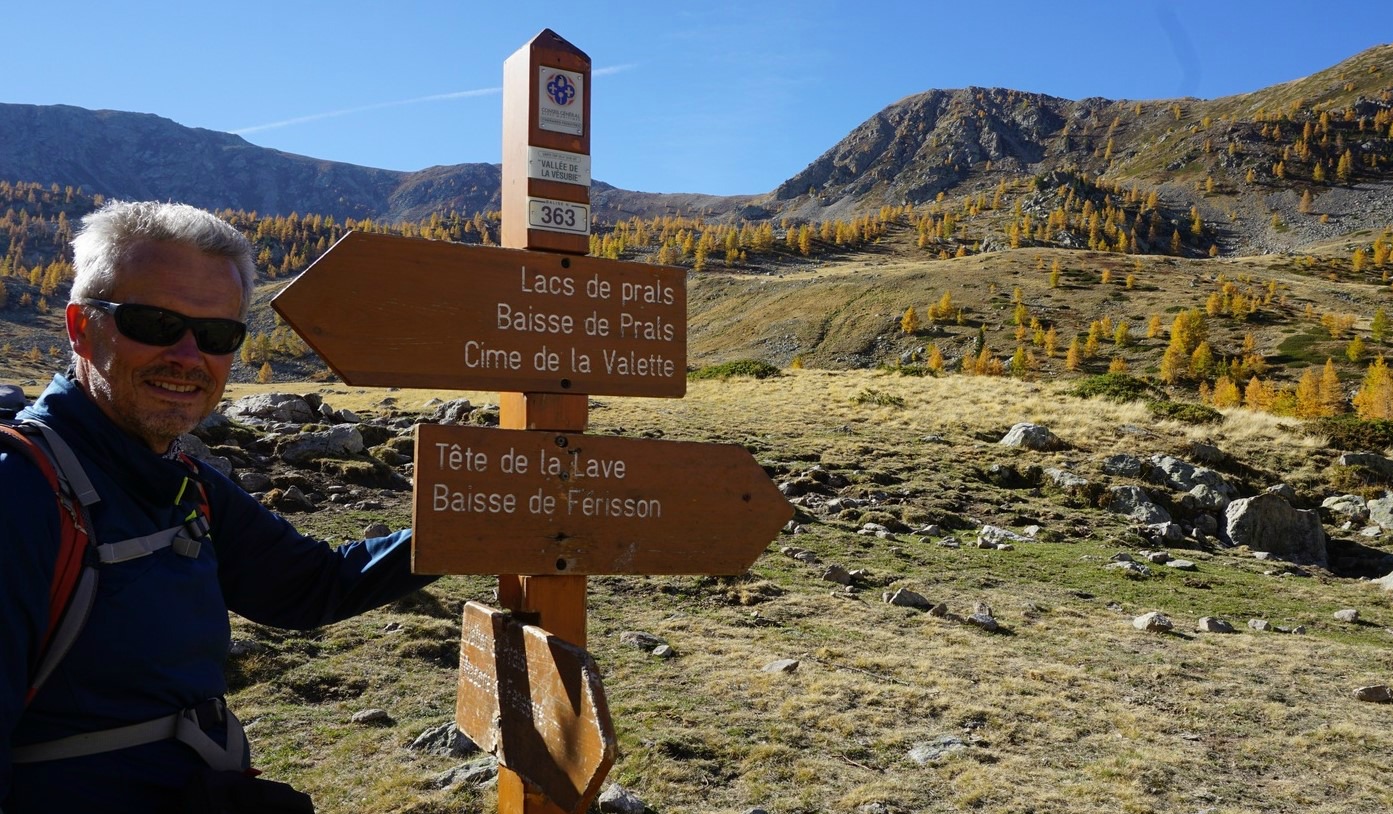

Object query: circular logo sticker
[546,74,576,107]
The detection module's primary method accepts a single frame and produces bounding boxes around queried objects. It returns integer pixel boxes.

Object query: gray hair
[69,201,257,319]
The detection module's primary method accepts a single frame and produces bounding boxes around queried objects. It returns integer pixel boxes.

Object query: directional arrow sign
[271,231,686,397]
[456,601,615,814]
[412,425,793,575]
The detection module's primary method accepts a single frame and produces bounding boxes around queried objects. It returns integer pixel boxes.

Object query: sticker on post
[527,146,591,186]
[528,198,590,235]
[539,66,584,135]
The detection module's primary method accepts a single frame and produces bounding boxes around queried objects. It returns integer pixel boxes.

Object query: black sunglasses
[78,299,247,355]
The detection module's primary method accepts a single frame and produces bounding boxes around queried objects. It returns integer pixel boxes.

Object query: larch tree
[901,306,920,335]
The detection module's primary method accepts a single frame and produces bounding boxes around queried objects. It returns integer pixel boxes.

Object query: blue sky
[5,1,1386,196]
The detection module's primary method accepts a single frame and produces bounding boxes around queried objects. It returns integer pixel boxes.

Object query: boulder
[1107,485,1171,524]
[1223,493,1327,567]
[999,423,1064,451]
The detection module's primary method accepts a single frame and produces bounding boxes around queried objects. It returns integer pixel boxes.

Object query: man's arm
[205,469,435,629]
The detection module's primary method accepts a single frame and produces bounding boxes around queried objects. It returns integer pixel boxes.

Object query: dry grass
[221,369,1393,814]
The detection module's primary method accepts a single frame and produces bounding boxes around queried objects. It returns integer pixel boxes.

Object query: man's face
[68,240,244,453]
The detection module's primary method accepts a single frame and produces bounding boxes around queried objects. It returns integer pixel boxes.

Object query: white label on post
[527,146,591,186]
[527,198,590,235]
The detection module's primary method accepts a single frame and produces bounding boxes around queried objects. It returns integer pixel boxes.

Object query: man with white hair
[1,201,433,812]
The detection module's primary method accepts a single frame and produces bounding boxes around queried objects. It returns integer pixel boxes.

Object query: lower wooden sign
[456,601,616,814]
[412,424,794,576]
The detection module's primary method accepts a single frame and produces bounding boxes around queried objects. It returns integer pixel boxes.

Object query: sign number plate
[528,198,590,235]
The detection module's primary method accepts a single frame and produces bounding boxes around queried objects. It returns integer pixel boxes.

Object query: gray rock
[351,708,393,726]
[1338,452,1393,480]
[885,587,932,609]
[598,783,651,814]
[363,522,391,538]
[1248,619,1272,632]
[652,644,676,659]
[1197,617,1235,633]
[1224,493,1328,567]
[978,525,1031,546]
[1149,455,1235,496]
[1333,608,1361,623]
[1107,560,1152,578]
[410,722,479,757]
[1354,685,1393,703]
[1133,611,1173,632]
[1165,559,1198,571]
[1323,494,1369,521]
[224,393,316,425]
[237,471,273,493]
[1188,483,1230,512]
[821,564,854,585]
[619,631,669,650]
[999,422,1064,451]
[1101,453,1142,477]
[762,659,799,673]
[908,735,969,764]
[1044,467,1090,491]
[1266,483,1297,500]
[1369,494,1393,529]
[279,425,365,465]
[1108,485,1171,524]
[431,758,498,789]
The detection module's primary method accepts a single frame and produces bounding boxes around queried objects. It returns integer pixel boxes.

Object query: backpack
[0,417,211,705]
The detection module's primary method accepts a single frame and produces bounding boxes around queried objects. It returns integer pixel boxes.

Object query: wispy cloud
[232,63,637,136]
[232,86,502,135]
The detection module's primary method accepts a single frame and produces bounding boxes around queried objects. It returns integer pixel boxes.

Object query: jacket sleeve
[0,451,64,803]
[204,468,437,629]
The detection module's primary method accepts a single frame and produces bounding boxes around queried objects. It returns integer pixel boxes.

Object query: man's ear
[66,301,95,360]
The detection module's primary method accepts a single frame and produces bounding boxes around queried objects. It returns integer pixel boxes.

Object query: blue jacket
[2,374,435,812]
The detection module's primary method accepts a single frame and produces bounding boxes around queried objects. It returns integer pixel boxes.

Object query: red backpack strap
[0,421,100,704]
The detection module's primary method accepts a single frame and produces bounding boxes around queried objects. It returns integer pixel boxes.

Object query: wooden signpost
[273,28,792,814]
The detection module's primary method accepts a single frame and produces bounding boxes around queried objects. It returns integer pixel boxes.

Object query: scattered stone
[279,425,365,465]
[781,546,820,564]
[821,564,854,585]
[1133,611,1173,633]
[651,644,676,659]
[1266,483,1297,500]
[619,631,669,651]
[937,538,961,549]
[999,422,1064,451]
[1369,494,1393,530]
[351,708,393,726]
[1101,453,1143,477]
[228,639,265,657]
[1323,494,1369,522]
[1044,467,1090,491]
[1338,452,1393,480]
[224,393,317,425]
[1107,485,1170,524]
[978,525,1030,546]
[907,734,969,764]
[762,659,800,674]
[1197,617,1235,633]
[236,471,273,493]
[363,522,391,538]
[1165,559,1198,571]
[1106,560,1151,579]
[929,602,950,618]
[885,587,932,609]
[598,782,651,814]
[410,722,479,758]
[1334,608,1361,623]
[967,602,999,632]
[1248,619,1272,632]
[1139,550,1171,564]
[431,758,498,789]
[1354,685,1393,703]
[1187,483,1230,512]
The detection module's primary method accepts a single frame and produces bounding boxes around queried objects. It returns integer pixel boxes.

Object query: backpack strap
[0,420,100,705]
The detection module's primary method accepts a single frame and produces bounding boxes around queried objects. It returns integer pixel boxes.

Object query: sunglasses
[78,299,247,355]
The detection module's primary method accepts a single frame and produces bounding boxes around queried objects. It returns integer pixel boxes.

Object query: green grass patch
[850,388,907,407]
[1307,414,1393,451]
[1070,373,1161,403]
[1146,399,1224,425]
[689,359,783,380]
[1272,327,1331,366]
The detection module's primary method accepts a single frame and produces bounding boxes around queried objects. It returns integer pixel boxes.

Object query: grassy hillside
[214,372,1393,814]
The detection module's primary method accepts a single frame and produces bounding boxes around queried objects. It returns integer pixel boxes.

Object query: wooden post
[499,29,593,814]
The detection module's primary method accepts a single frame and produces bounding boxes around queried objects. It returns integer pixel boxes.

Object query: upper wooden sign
[270,231,686,397]
[503,29,592,255]
[412,424,794,576]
